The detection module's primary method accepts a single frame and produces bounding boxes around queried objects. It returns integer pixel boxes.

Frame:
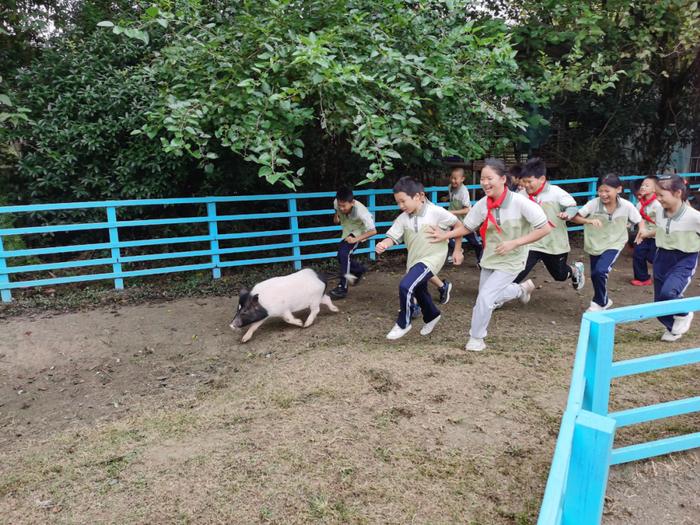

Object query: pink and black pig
[230,268,348,342]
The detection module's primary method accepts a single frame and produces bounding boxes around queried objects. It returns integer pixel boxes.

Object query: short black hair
[393,176,424,197]
[336,187,354,203]
[657,174,689,200]
[632,175,658,194]
[597,173,623,189]
[521,157,546,179]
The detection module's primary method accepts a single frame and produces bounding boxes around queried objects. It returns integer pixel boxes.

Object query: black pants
[337,240,366,288]
[514,251,572,284]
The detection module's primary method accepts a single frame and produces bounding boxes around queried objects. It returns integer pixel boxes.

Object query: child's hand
[495,240,518,255]
[345,234,358,244]
[557,212,569,220]
[426,226,448,243]
[452,249,464,266]
[588,219,603,228]
[375,240,388,254]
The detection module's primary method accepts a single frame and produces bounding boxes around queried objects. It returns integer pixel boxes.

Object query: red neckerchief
[528,181,556,228]
[638,194,656,224]
[480,187,507,249]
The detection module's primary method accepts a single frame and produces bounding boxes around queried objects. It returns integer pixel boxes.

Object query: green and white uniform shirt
[333,199,376,240]
[464,191,549,274]
[386,201,458,275]
[519,183,578,255]
[577,197,642,255]
[636,198,664,233]
[655,203,700,253]
[448,184,472,211]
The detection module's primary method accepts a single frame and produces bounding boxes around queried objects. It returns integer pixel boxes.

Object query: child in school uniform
[514,157,585,290]
[330,187,377,299]
[570,174,646,312]
[429,158,552,352]
[636,174,699,341]
[376,177,467,340]
[630,176,663,286]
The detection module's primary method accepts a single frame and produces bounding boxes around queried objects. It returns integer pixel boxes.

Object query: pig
[230,268,352,342]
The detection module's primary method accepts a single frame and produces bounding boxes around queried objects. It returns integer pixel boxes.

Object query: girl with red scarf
[631,176,663,286]
[429,158,552,352]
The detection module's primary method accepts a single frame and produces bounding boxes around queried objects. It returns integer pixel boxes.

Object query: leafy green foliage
[105,0,544,188]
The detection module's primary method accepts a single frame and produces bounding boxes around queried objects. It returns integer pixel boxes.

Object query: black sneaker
[438,280,452,305]
[329,285,347,299]
[352,267,366,285]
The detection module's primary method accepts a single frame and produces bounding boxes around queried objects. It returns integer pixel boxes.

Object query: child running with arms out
[330,187,377,299]
[630,176,663,286]
[376,177,467,340]
[429,158,552,352]
[637,174,700,341]
[514,157,585,290]
[570,174,646,312]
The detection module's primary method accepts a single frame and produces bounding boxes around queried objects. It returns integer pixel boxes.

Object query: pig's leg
[282,311,304,327]
[241,318,267,343]
[321,294,339,312]
[304,304,320,327]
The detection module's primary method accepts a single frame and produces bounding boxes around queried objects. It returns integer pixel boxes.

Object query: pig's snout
[230,316,242,330]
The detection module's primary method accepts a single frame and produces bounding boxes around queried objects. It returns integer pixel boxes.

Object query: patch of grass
[364,367,399,393]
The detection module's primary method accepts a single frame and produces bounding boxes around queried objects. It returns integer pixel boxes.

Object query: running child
[429,158,552,352]
[637,174,699,341]
[630,176,662,286]
[570,174,646,312]
[514,157,585,290]
[330,187,377,299]
[376,177,467,340]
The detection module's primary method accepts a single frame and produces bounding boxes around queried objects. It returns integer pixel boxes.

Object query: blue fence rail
[1,174,699,302]
[538,296,700,524]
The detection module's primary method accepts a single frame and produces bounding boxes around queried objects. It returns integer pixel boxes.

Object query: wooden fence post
[288,198,302,270]
[106,207,124,290]
[207,202,221,279]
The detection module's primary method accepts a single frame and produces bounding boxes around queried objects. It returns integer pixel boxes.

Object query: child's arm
[450,223,467,265]
[333,213,340,225]
[375,237,395,254]
[570,214,602,228]
[346,229,378,244]
[495,223,552,255]
[450,205,471,217]
[427,222,472,242]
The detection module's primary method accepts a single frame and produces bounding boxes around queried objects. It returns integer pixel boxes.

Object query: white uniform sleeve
[436,206,459,230]
[459,187,471,207]
[577,199,596,218]
[627,201,642,225]
[357,204,376,230]
[385,216,405,244]
[333,199,339,212]
[521,197,549,229]
[463,199,487,232]
[557,188,577,209]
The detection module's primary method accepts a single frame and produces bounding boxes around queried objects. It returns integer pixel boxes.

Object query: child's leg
[632,240,653,281]
[337,240,354,289]
[514,250,543,283]
[541,253,572,282]
[429,275,444,288]
[465,233,483,262]
[413,279,440,323]
[590,249,620,306]
[654,250,698,331]
[397,263,433,328]
[470,268,519,339]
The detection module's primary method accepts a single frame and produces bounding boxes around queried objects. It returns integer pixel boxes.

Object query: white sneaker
[571,262,585,291]
[519,279,535,304]
[386,323,412,340]
[671,311,694,336]
[465,337,486,352]
[586,299,613,312]
[661,330,682,342]
[492,302,503,310]
[420,315,441,335]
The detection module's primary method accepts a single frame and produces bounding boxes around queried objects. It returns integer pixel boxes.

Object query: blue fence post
[588,180,597,199]
[106,207,124,291]
[430,190,438,204]
[0,235,11,303]
[583,314,616,415]
[562,410,616,524]
[206,202,221,279]
[288,198,302,270]
[368,193,377,261]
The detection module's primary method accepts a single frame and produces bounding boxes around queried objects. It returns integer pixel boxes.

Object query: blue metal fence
[1,174,699,302]
[538,296,700,524]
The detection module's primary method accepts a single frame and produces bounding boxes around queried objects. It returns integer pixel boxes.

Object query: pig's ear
[251,294,260,303]
[238,287,250,301]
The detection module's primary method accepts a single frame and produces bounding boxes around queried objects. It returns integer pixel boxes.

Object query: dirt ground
[1,246,699,524]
